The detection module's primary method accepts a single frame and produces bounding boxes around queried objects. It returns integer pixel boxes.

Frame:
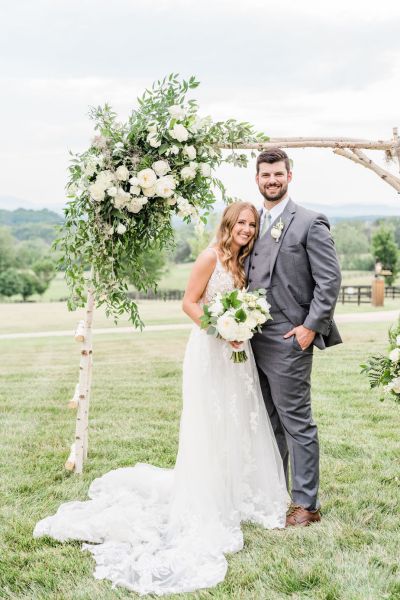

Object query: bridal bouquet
[200,289,272,363]
[361,320,400,403]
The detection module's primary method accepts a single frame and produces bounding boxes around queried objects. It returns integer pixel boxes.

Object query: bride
[34,201,289,596]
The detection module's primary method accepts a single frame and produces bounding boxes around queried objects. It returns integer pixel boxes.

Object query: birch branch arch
[66,126,400,474]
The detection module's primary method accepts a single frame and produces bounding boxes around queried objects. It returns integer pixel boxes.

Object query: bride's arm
[182,249,217,326]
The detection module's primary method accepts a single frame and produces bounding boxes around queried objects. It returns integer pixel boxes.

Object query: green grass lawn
[0,321,399,599]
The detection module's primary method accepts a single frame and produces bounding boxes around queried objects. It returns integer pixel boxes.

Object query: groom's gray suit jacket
[246,199,342,349]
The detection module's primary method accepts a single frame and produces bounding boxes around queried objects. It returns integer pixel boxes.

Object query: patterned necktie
[260,209,272,237]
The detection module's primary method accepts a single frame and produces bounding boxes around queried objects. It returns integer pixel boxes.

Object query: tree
[0,268,22,297]
[32,258,56,295]
[332,221,373,270]
[0,227,16,271]
[18,271,42,301]
[371,225,399,285]
[14,239,49,268]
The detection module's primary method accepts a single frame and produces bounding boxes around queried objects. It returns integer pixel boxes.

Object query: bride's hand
[229,340,242,349]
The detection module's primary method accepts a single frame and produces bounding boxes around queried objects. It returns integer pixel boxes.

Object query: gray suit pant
[251,320,320,511]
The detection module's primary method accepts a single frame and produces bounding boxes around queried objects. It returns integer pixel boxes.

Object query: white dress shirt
[259,195,290,237]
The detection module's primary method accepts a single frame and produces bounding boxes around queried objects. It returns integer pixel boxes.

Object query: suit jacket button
[254,252,258,256]
[251,265,255,269]
[248,279,252,283]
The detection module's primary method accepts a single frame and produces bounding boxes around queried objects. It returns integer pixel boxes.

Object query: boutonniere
[271,218,284,243]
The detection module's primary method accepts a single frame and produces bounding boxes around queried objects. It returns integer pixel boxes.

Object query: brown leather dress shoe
[286,506,321,527]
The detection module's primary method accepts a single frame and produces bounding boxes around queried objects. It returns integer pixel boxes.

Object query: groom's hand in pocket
[284,325,316,350]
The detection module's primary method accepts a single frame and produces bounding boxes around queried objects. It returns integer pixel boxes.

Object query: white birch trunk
[72,285,95,474]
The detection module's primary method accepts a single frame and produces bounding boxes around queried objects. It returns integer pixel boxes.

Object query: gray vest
[248,223,287,323]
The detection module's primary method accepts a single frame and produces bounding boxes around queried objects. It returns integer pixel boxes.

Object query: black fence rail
[339,285,400,305]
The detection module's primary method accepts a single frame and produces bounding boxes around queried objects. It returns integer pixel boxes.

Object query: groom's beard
[259,182,288,202]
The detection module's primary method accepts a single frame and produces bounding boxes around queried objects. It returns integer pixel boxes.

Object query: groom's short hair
[256,148,291,174]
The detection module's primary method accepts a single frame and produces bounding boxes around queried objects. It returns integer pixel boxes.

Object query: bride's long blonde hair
[214,202,259,288]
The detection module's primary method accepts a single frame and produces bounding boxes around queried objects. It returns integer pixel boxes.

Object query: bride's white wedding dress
[34,251,289,596]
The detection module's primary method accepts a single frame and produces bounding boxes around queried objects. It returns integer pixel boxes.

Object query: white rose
[148,124,157,133]
[152,160,170,177]
[84,162,97,177]
[155,175,176,198]
[116,223,126,234]
[168,104,186,120]
[389,348,400,362]
[129,176,139,186]
[181,166,196,181]
[253,309,267,325]
[200,163,211,177]
[235,322,253,342]
[116,165,129,181]
[107,186,118,197]
[209,299,224,317]
[89,182,105,202]
[127,198,144,213]
[108,226,114,235]
[113,189,131,209]
[167,197,177,206]
[143,185,156,198]
[96,170,115,188]
[146,131,161,148]
[137,168,157,189]
[188,117,202,133]
[216,314,239,341]
[389,377,400,393]
[183,145,197,160]
[167,145,180,156]
[130,185,141,196]
[189,161,199,170]
[170,123,189,142]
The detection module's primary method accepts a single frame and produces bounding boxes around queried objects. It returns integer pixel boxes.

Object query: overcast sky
[1,0,400,213]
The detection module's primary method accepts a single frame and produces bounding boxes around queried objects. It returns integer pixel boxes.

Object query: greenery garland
[56,74,268,327]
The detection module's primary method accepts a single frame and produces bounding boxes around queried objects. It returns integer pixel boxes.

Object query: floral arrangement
[200,288,272,362]
[361,320,400,403]
[57,74,268,327]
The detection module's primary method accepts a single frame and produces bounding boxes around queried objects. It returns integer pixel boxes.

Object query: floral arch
[59,75,400,472]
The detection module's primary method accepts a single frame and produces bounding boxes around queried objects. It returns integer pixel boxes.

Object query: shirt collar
[262,195,290,222]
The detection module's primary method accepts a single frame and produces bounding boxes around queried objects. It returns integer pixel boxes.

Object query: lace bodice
[201,248,235,305]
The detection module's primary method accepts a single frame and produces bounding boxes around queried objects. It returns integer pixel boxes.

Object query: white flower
[116,223,126,234]
[183,145,197,160]
[96,170,115,188]
[235,322,253,342]
[209,298,224,317]
[189,161,199,170]
[168,104,186,120]
[84,163,97,177]
[146,131,161,148]
[216,314,239,341]
[396,335,400,347]
[89,182,105,202]
[130,185,141,196]
[200,163,211,177]
[170,123,189,142]
[148,123,158,133]
[257,297,271,313]
[127,197,146,213]
[155,175,176,198]
[167,197,177,206]
[181,166,196,181]
[108,226,114,235]
[143,185,156,198]
[389,348,400,362]
[389,377,400,393]
[113,189,131,209]
[166,145,180,156]
[152,160,170,177]
[176,196,195,217]
[253,309,267,325]
[129,176,139,186]
[137,168,157,189]
[245,314,259,330]
[115,165,129,181]
[107,186,118,197]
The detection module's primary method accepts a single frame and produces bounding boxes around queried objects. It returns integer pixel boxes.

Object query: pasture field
[0,317,399,599]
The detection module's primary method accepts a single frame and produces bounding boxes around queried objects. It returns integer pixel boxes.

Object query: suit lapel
[269,199,296,276]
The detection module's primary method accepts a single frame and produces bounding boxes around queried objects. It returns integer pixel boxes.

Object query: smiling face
[256,160,292,205]
[231,208,257,250]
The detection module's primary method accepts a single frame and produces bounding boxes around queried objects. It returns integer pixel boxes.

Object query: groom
[247,148,342,527]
